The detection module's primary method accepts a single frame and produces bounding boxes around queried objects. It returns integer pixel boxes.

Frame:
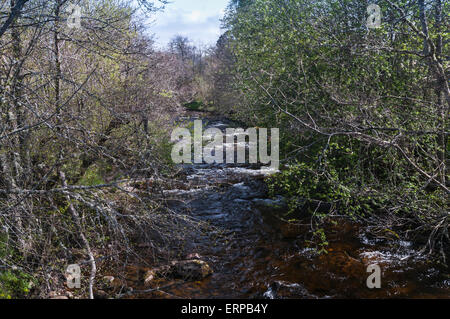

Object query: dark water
[130,118,449,299]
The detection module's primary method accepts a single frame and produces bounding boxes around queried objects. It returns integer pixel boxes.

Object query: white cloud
[148,0,229,48]
[185,10,206,23]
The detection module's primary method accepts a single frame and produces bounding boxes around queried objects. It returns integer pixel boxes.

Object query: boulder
[252,196,287,214]
[144,259,213,285]
[263,281,316,299]
[171,260,213,280]
[103,276,115,284]
[101,276,117,291]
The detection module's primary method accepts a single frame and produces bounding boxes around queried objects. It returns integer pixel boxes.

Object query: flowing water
[132,117,449,299]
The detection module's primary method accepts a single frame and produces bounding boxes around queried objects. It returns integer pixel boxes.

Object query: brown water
[129,118,449,299]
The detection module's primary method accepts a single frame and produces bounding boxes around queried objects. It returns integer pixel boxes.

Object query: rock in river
[144,259,213,286]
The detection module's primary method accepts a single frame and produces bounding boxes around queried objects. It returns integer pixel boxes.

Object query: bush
[0,271,34,299]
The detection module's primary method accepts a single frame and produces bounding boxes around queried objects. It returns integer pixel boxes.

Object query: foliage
[0,0,197,298]
[219,0,449,256]
[0,270,34,299]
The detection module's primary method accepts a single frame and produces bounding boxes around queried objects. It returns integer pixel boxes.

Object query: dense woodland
[217,0,449,254]
[0,0,448,298]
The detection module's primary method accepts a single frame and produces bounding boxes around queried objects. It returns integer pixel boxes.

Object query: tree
[169,35,193,62]
[219,0,449,257]
[0,0,194,298]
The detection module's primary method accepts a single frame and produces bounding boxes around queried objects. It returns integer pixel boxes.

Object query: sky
[148,0,230,49]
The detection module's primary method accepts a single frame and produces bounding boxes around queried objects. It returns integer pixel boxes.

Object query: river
[128,116,449,299]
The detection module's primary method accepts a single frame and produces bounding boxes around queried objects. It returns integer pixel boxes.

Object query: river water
[132,117,449,299]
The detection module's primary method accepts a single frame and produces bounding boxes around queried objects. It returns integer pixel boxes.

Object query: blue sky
[148,0,230,48]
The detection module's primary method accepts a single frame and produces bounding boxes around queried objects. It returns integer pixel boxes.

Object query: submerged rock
[144,259,213,286]
[252,196,287,213]
[263,281,316,299]
[101,276,118,291]
[172,260,213,280]
[280,223,306,239]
